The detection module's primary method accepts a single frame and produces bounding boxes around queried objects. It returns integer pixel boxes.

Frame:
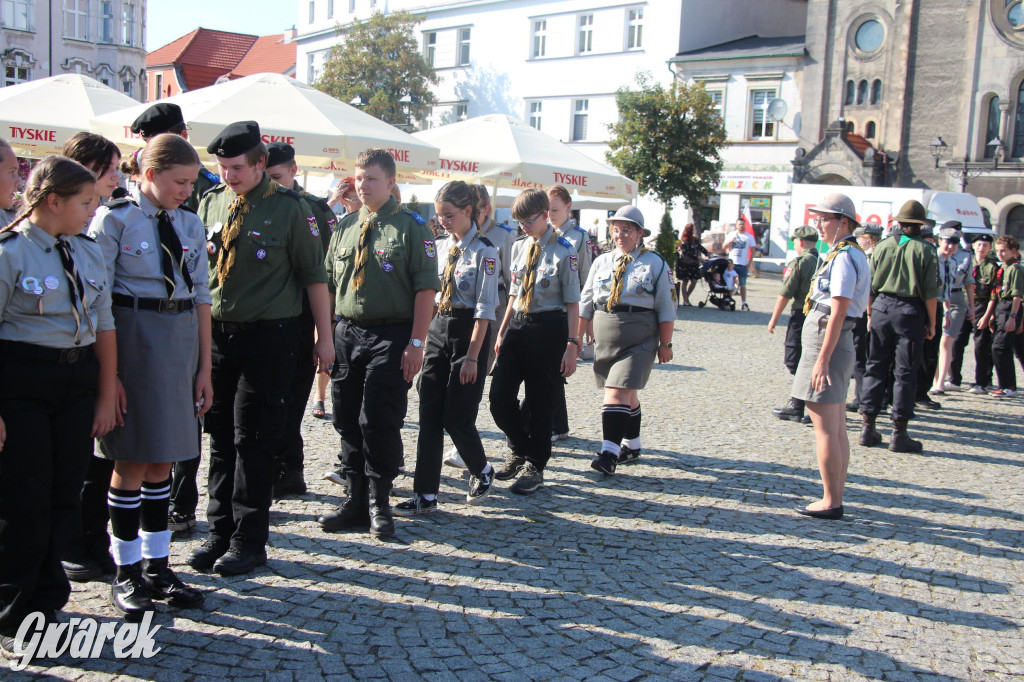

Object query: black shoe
[509,463,544,495]
[369,478,395,538]
[795,505,844,520]
[0,634,21,661]
[846,401,859,413]
[916,397,942,410]
[467,469,494,504]
[213,547,267,576]
[800,414,812,426]
[494,451,526,481]
[110,563,155,622]
[591,452,617,475]
[394,495,439,517]
[318,500,371,532]
[772,397,805,422]
[168,512,197,534]
[142,558,204,608]
[186,537,228,572]
[273,470,307,499]
[62,556,106,582]
[617,445,640,464]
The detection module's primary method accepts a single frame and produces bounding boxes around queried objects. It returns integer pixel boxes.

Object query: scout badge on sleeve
[307,216,320,237]
[424,240,436,258]
[569,254,579,271]
[484,258,496,276]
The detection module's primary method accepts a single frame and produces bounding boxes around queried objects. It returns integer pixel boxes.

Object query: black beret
[130,103,184,137]
[207,121,262,157]
[266,142,295,167]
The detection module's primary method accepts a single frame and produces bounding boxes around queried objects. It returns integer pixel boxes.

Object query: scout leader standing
[767,225,819,425]
[264,142,336,498]
[859,200,939,454]
[848,223,883,412]
[187,122,333,577]
[489,188,580,495]
[978,235,1024,397]
[318,148,439,539]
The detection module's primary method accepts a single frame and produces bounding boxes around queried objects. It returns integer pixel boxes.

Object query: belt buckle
[65,348,80,364]
[165,300,178,313]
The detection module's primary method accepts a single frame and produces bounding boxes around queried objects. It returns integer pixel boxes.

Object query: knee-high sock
[601,404,631,455]
[108,486,142,566]
[140,477,171,532]
[623,405,642,449]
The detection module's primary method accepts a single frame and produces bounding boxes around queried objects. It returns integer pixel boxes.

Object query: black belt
[0,340,95,364]
[950,288,964,294]
[112,293,195,314]
[605,305,653,314]
[337,316,410,328]
[877,292,921,302]
[512,310,565,323]
[812,302,857,322]
[435,308,475,319]
[212,317,300,334]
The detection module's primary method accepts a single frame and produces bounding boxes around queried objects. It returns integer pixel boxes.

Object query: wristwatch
[409,338,424,348]
[567,337,580,347]
[660,342,673,349]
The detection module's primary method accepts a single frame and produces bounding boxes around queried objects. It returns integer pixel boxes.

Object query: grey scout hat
[809,192,859,226]
[607,205,649,237]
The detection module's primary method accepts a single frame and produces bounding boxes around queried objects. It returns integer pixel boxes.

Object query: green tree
[606,73,727,225]
[654,211,677,267]
[314,11,438,128]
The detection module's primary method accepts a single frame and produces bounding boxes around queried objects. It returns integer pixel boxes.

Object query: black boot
[110,562,154,622]
[318,473,369,532]
[368,477,395,538]
[771,397,805,422]
[859,413,883,447]
[889,419,923,453]
[273,468,307,499]
[142,557,204,608]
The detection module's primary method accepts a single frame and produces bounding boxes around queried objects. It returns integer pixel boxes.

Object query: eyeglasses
[812,215,841,226]
[513,213,544,229]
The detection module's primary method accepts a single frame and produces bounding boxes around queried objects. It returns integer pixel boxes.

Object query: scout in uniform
[318,148,439,538]
[859,200,940,453]
[90,133,207,620]
[792,193,871,520]
[767,224,819,424]
[489,188,580,495]
[848,223,883,412]
[929,223,975,395]
[960,235,999,392]
[264,142,336,498]
[61,133,122,202]
[579,206,675,475]
[395,181,499,515]
[186,122,333,576]
[978,235,1024,397]
[0,157,118,656]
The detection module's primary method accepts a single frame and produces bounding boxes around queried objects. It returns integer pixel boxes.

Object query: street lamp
[987,136,1005,168]
[929,136,948,169]
[349,94,368,107]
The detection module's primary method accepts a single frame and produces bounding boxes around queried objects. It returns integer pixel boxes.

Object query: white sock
[623,437,642,450]
[110,536,142,566]
[480,463,493,475]
[601,440,620,455]
[422,494,436,501]
[139,530,172,560]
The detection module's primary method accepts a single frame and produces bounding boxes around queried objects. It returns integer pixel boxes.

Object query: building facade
[1,0,147,99]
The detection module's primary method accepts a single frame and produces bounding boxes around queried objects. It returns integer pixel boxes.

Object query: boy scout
[767,224,819,424]
[859,200,939,453]
[960,235,999,392]
[318,148,439,539]
[186,122,333,576]
[264,142,336,498]
[978,235,1024,396]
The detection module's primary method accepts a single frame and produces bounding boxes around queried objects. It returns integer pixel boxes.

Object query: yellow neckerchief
[519,227,558,312]
[803,235,863,315]
[607,244,647,311]
[217,177,279,285]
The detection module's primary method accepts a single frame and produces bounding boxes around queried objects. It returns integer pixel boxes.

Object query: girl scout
[90,134,208,620]
[930,223,975,395]
[795,193,871,520]
[0,156,118,654]
[578,206,675,476]
[395,181,499,515]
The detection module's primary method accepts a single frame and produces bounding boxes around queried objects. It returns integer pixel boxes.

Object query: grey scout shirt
[478,216,516,294]
[0,223,114,347]
[508,225,580,313]
[554,220,593,289]
[581,247,676,323]
[808,239,871,319]
[937,249,974,301]
[434,226,500,321]
[89,191,212,306]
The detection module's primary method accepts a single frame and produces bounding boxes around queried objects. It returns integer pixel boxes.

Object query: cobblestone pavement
[10,274,1024,681]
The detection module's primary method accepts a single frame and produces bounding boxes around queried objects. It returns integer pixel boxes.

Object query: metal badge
[540,278,550,289]
[44,276,59,290]
[256,248,268,261]
[21,276,40,292]
[382,260,395,273]
[140,241,149,249]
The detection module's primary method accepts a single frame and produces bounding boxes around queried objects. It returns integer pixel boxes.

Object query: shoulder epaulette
[435,233,449,241]
[277,186,304,201]
[479,235,494,248]
[557,236,572,249]
[106,195,138,210]
[499,222,515,232]
[573,225,587,235]
[199,168,220,183]
[203,183,225,198]
[515,234,529,242]
[74,232,97,243]
[403,209,425,225]
[309,195,332,213]
[0,230,19,243]
[179,202,197,214]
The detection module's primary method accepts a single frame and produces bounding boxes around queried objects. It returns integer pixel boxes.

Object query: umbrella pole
[490,179,498,223]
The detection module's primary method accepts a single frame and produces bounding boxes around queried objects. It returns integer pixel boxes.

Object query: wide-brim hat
[854,222,883,237]
[607,205,649,236]
[809,192,859,226]
[895,200,929,225]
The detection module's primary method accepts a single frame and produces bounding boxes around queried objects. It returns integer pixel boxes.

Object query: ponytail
[1,155,96,234]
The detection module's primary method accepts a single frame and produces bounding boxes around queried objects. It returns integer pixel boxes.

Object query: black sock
[626,405,642,440]
[140,477,171,533]
[107,486,141,541]
[601,404,631,454]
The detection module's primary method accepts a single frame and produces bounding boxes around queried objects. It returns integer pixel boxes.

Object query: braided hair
[0,155,96,234]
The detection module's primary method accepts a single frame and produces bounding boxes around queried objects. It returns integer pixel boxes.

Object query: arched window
[870,79,882,104]
[983,95,1001,158]
[857,80,868,105]
[845,80,855,105]
[846,120,855,134]
[865,121,876,139]
[1007,204,1024,241]
[1014,81,1024,158]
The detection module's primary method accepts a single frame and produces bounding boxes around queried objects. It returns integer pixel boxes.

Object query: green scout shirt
[294,181,335,254]
[973,253,999,303]
[325,196,440,322]
[184,167,219,213]
[869,234,940,301]
[780,249,818,312]
[200,174,327,322]
[997,260,1024,301]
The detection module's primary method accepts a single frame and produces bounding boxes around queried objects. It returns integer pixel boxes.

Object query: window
[529,101,542,129]
[707,89,724,120]
[155,74,162,99]
[122,2,135,45]
[1008,0,1024,28]
[748,89,776,139]
[370,0,376,7]
[64,0,88,40]
[309,1,315,23]
[532,19,547,58]
[572,99,589,141]
[845,120,855,134]
[854,18,884,53]
[1007,204,1024,241]
[349,0,354,11]
[454,102,468,121]
[856,79,867,105]
[845,80,855,105]
[424,32,436,66]
[870,79,882,105]
[2,0,32,31]
[457,28,471,66]
[327,0,333,19]
[984,95,1000,158]
[578,14,593,54]
[865,121,876,139]
[3,56,30,86]
[100,1,113,42]
[307,53,316,83]
[122,78,133,97]
[627,7,643,49]
[1014,81,1024,158]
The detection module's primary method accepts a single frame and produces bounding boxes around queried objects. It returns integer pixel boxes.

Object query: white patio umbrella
[412,114,638,200]
[91,72,439,180]
[0,74,140,158]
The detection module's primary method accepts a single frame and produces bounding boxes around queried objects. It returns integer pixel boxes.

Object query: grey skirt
[943,291,968,338]
[592,310,658,390]
[98,306,201,463]
[792,309,856,405]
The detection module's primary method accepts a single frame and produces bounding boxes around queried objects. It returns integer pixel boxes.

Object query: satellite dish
[767,98,788,123]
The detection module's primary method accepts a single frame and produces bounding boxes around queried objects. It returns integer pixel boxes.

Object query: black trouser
[489,311,567,472]
[916,313,942,399]
[62,455,114,562]
[851,312,869,405]
[950,303,976,386]
[278,314,316,476]
[993,300,1024,390]
[970,302,996,387]
[332,320,411,482]
[783,309,805,375]
[0,352,97,636]
[169,453,200,518]
[861,294,926,422]
[415,311,491,495]
[205,319,300,550]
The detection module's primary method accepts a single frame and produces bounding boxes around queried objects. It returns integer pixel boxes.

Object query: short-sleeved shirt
[478,217,517,293]
[869,234,940,301]
[937,249,974,301]
[580,247,676,323]
[508,226,580,313]
[325,196,440,322]
[554,220,593,289]
[973,253,1000,302]
[89,191,211,305]
[997,260,1024,301]
[725,230,756,266]
[435,227,499,321]
[200,174,327,322]
[0,223,114,347]
[293,181,336,254]
[780,249,820,312]
[808,238,871,318]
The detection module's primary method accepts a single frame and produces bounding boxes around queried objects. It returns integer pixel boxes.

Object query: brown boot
[889,419,923,453]
[859,412,883,447]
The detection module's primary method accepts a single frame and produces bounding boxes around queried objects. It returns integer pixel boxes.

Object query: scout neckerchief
[216,179,279,285]
[55,237,89,345]
[607,245,647,311]
[156,209,193,298]
[352,199,403,291]
[994,258,1020,299]
[438,230,479,313]
[803,235,863,315]
[519,229,557,313]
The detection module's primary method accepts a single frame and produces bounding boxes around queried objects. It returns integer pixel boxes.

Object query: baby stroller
[698,257,736,311]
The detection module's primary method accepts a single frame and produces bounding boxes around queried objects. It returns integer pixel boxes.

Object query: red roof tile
[227,34,296,78]
[146,28,259,91]
[846,132,872,158]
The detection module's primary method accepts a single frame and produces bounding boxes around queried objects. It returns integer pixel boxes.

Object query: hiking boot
[509,462,543,495]
[889,418,923,453]
[494,451,526,481]
[859,412,883,447]
[772,397,805,422]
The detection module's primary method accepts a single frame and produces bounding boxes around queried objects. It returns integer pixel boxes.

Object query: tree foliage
[655,211,677,267]
[606,73,727,211]
[314,11,438,128]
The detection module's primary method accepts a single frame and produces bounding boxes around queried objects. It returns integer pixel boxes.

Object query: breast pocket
[83,275,107,318]
[118,236,156,277]
[378,244,407,270]
[457,267,477,293]
[246,232,283,266]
